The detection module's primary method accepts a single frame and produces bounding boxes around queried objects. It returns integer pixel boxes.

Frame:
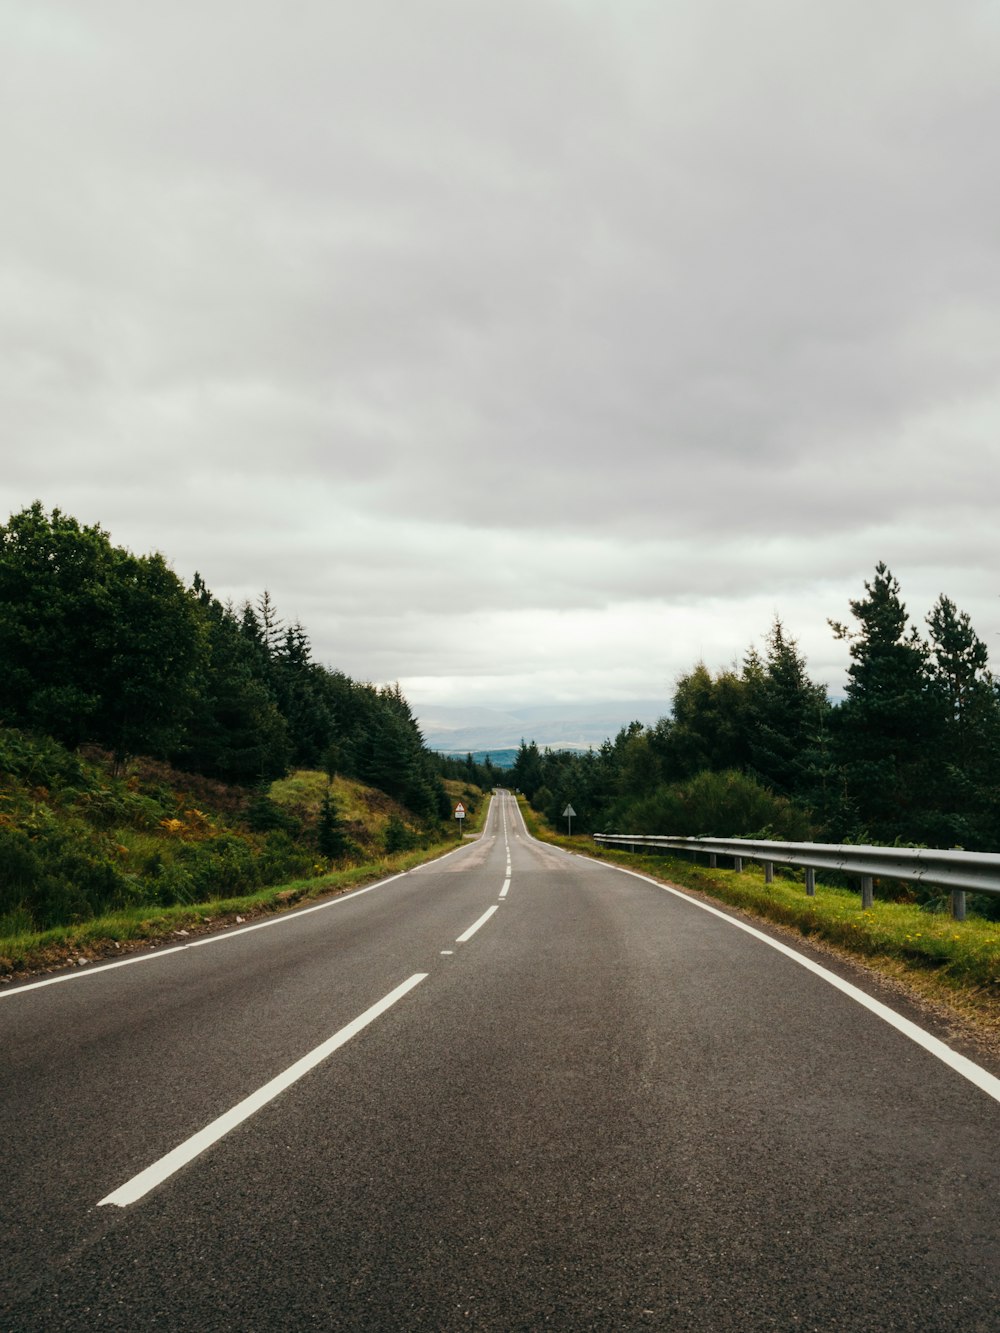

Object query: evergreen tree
[511,740,543,799]
[922,594,1000,848]
[255,589,284,656]
[316,788,348,859]
[91,550,205,771]
[173,590,289,782]
[0,504,204,767]
[830,563,937,841]
[745,618,830,799]
[272,624,335,768]
[926,595,993,763]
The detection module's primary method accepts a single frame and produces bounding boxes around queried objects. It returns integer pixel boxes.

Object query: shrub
[384,814,411,854]
[613,769,811,841]
[245,790,301,835]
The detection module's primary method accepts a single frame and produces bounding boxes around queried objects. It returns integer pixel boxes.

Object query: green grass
[0,837,461,976]
[0,784,492,980]
[518,798,1000,1007]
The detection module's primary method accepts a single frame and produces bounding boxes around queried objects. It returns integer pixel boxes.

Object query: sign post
[454,801,466,837]
[563,803,576,837]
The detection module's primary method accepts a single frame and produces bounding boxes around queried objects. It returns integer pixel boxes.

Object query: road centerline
[456,906,498,943]
[97,972,428,1208]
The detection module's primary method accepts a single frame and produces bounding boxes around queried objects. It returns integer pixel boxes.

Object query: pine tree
[926,596,992,761]
[922,594,1000,847]
[745,618,829,799]
[830,564,937,842]
[316,788,348,860]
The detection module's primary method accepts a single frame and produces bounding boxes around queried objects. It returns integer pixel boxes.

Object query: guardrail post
[709,853,717,868]
[950,889,967,922]
[764,861,774,884]
[733,855,743,873]
[805,867,816,897]
[861,875,874,909]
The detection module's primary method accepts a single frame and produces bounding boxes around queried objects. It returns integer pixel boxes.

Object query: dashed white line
[456,906,499,943]
[500,880,510,898]
[97,972,428,1207]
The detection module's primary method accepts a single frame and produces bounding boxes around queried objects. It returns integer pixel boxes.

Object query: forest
[0,504,456,939]
[479,563,1000,862]
[0,502,447,815]
[3,502,998,937]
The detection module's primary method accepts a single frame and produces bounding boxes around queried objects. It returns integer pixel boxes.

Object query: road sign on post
[563,803,576,836]
[454,802,466,836]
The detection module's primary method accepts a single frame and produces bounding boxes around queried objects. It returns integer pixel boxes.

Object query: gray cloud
[2,0,999,705]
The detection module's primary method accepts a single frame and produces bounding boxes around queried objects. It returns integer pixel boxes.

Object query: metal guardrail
[592,834,1000,920]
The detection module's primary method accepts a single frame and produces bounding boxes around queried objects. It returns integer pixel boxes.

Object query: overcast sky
[3,1,999,709]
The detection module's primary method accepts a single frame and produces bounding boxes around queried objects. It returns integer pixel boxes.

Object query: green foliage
[383,814,411,854]
[245,790,301,834]
[0,729,321,933]
[828,566,1000,849]
[432,751,505,791]
[0,504,203,766]
[743,619,830,798]
[518,567,1000,863]
[316,789,348,859]
[612,769,811,840]
[659,664,752,778]
[511,740,544,799]
[172,588,289,782]
[0,503,448,825]
[829,563,938,841]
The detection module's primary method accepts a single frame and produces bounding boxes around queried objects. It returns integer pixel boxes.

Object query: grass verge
[0,798,490,982]
[518,799,1000,1048]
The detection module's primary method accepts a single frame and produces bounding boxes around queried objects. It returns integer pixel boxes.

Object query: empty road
[3,791,1000,1330]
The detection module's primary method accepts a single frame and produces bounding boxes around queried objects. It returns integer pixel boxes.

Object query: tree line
[0,503,448,819]
[499,563,1000,855]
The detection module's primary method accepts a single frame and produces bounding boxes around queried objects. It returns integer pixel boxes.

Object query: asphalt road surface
[4,791,1000,1331]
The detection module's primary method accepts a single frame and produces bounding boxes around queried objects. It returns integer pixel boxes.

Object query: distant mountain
[415,700,670,756]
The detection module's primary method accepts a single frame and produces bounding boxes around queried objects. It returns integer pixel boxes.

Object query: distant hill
[415,700,671,757]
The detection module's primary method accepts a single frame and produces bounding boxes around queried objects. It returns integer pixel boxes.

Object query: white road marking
[605,860,1000,1108]
[2,873,411,1000]
[456,906,499,943]
[5,795,505,1002]
[440,950,454,955]
[500,880,510,898]
[98,972,428,1208]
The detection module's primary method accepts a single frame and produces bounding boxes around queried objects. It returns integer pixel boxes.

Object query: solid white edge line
[601,858,1000,1108]
[0,873,410,1000]
[98,972,428,1208]
[6,793,508,1002]
[456,905,499,943]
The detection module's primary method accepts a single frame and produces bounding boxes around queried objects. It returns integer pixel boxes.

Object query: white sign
[454,802,466,818]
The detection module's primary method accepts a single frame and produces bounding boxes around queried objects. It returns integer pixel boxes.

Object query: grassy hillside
[0,725,488,979]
